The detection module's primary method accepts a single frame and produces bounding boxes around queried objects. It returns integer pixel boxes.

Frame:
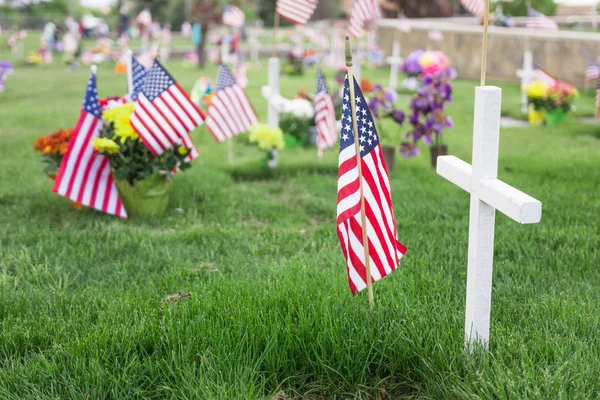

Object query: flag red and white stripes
[223,4,245,28]
[130,60,203,158]
[459,0,485,18]
[527,7,558,30]
[276,0,318,25]
[595,75,600,115]
[585,59,599,81]
[337,75,407,294]
[53,71,127,219]
[314,68,337,152]
[206,64,258,142]
[533,65,557,86]
[349,0,380,38]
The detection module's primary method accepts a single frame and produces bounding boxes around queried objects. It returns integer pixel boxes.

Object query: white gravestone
[387,41,403,90]
[436,86,542,350]
[516,50,534,114]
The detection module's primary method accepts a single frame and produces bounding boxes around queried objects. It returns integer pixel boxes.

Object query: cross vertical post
[519,50,534,114]
[387,40,403,90]
[464,86,501,349]
[267,57,280,128]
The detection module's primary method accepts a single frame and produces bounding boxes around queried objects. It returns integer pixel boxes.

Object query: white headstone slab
[437,86,542,350]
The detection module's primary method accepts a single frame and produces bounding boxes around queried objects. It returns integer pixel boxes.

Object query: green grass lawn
[1,42,600,399]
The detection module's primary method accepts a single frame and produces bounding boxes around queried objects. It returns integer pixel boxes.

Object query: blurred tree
[499,0,557,16]
[136,0,170,23]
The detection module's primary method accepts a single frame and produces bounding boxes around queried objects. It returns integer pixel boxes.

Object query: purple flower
[401,49,424,76]
[390,109,405,125]
[400,142,420,159]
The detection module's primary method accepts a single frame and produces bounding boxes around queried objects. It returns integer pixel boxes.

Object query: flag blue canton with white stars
[216,64,238,90]
[130,56,148,101]
[83,72,101,118]
[340,75,379,158]
[142,60,176,102]
[316,68,329,95]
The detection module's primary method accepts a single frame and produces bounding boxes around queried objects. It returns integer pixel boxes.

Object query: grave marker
[437,86,542,349]
[516,50,534,114]
[387,40,403,90]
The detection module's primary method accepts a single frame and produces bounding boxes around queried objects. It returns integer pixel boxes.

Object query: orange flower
[360,78,374,93]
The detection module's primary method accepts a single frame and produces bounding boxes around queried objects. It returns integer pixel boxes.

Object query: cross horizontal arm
[437,156,542,225]
[478,179,542,224]
[437,156,472,192]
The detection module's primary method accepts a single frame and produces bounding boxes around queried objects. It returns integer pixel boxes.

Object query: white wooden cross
[436,86,542,349]
[387,41,403,90]
[264,57,281,128]
[516,50,534,114]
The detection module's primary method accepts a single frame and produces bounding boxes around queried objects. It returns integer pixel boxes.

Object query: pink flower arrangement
[419,51,450,76]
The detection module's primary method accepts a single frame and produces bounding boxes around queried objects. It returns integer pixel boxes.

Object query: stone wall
[377,19,600,86]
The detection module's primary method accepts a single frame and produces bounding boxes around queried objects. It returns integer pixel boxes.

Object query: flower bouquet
[402,67,455,168]
[249,124,284,168]
[367,85,405,171]
[525,81,578,126]
[91,103,193,217]
[283,47,305,76]
[34,128,83,209]
[400,50,450,91]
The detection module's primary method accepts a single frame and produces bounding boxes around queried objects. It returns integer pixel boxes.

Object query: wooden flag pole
[345,37,374,309]
[126,49,134,96]
[272,12,280,58]
[480,0,490,86]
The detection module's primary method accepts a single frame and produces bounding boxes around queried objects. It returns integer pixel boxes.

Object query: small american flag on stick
[348,0,380,38]
[206,64,258,142]
[276,0,318,25]
[53,68,127,219]
[223,4,245,28]
[527,7,558,30]
[585,59,599,81]
[128,55,148,102]
[596,75,600,119]
[337,68,407,296]
[130,60,203,159]
[459,0,485,18]
[314,68,337,154]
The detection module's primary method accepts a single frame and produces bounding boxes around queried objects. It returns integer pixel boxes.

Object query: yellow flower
[249,124,284,150]
[525,81,548,99]
[177,146,188,156]
[91,137,120,155]
[113,113,138,143]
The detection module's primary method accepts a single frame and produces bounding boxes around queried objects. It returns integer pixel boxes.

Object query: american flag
[533,65,557,86]
[337,75,407,294]
[128,55,148,101]
[276,0,318,25]
[459,0,485,18]
[223,4,245,28]
[0,61,13,92]
[349,0,380,38]
[53,71,127,219]
[585,59,599,81]
[314,68,337,152]
[527,7,558,30]
[130,60,203,158]
[596,75,600,117]
[206,64,258,142]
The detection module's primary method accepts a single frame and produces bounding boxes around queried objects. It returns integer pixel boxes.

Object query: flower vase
[545,108,566,126]
[430,144,448,169]
[47,173,83,209]
[267,149,279,168]
[381,146,396,171]
[114,173,173,217]
[528,105,545,126]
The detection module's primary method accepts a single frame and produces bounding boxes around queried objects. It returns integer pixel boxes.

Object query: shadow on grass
[225,162,339,182]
